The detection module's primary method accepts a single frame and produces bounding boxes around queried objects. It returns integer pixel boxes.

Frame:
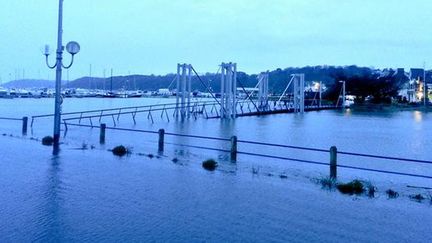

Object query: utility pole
[319,81,322,108]
[423,62,427,107]
[53,0,65,155]
[339,80,346,108]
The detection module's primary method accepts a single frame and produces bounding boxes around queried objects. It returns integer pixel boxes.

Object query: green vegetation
[318,177,337,190]
[385,189,399,199]
[364,181,377,198]
[202,159,218,171]
[252,167,259,175]
[336,180,365,195]
[326,67,407,104]
[409,194,425,202]
[42,136,54,146]
[112,145,128,156]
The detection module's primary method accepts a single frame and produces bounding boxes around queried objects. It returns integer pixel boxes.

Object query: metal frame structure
[220,62,237,118]
[293,74,305,113]
[175,63,193,119]
[257,71,269,111]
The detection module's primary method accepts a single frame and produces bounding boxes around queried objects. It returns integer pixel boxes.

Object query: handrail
[64,122,432,167]
[0,117,23,121]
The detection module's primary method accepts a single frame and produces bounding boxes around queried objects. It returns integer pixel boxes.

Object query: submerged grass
[337,180,365,195]
[386,189,399,199]
[202,159,218,171]
[409,194,425,202]
[317,177,337,190]
[112,145,128,157]
[42,136,54,146]
[364,181,377,198]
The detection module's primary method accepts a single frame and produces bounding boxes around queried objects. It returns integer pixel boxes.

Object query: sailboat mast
[110,68,113,93]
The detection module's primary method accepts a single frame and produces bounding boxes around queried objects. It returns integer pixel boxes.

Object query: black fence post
[22,116,28,136]
[330,146,337,179]
[99,123,106,144]
[158,129,165,152]
[230,136,237,162]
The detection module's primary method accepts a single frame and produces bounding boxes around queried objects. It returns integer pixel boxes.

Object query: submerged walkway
[0,135,431,242]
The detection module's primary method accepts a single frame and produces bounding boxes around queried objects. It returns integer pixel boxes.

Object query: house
[398,68,429,103]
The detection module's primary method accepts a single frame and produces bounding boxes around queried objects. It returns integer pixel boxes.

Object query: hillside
[2,66,411,94]
[65,65,375,93]
[1,79,54,88]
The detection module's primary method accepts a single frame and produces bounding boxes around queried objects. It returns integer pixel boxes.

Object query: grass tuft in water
[318,176,337,190]
[364,181,377,198]
[252,167,259,175]
[409,194,425,202]
[202,159,218,171]
[112,145,128,157]
[385,189,399,199]
[81,142,88,150]
[337,180,365,195]
[42,136,54,146]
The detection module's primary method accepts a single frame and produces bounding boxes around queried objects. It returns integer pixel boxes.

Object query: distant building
[398,68,429,103]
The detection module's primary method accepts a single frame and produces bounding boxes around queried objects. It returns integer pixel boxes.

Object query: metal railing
[64,122,432,181]
[0,116,28,135]
[31,98,340,128]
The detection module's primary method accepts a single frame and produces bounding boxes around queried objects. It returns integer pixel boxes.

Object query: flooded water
[0,97,431,242]
[1,97,431,181]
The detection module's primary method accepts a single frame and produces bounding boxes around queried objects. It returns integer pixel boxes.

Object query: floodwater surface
[0,98,431,242]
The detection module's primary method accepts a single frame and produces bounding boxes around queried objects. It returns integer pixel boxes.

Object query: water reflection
[34,155,65,241]
[414,111,423,123]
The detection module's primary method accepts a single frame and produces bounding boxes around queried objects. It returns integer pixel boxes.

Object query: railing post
[22,116,28,136]
[330,146,337,179]
[230,135,237,162]
[158,129,165,152]
[99,123,106,144]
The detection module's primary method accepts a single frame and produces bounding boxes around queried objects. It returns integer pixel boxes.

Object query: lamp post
[423,65,427,107]
[339,80,346,108]
[44,0,80,155]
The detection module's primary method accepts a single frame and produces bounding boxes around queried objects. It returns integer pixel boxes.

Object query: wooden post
[22,116,28,136]
[99,123,106,144]
[158,129,165,152]
[230,136,237,161]
[330,146,337,179]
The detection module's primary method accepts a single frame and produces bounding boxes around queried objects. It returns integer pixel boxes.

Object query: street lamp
[44,0,80,155]
[339,80,346,108]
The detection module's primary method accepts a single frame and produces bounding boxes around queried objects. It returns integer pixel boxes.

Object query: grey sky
[1,0,431,81]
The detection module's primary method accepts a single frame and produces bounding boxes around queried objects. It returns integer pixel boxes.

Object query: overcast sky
[0,0,431,81]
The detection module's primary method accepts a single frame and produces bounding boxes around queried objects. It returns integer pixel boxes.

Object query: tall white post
[187,64,192,117]
[233,63,237,117]
[293,75,298,112]
[220,62,237,118]
[342,81,346,108]
[181,64,187,118]
[424,65,427,106]
[293,74,305,113]
[227,64,232,117]
[258,71,269,111]
[300,74,305,113]
[319,81,322,108]
[220,63,226,118]
[175,63,181,117]
[53,0,64,154]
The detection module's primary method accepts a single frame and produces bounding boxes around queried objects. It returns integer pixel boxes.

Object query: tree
[325,68,407,104]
